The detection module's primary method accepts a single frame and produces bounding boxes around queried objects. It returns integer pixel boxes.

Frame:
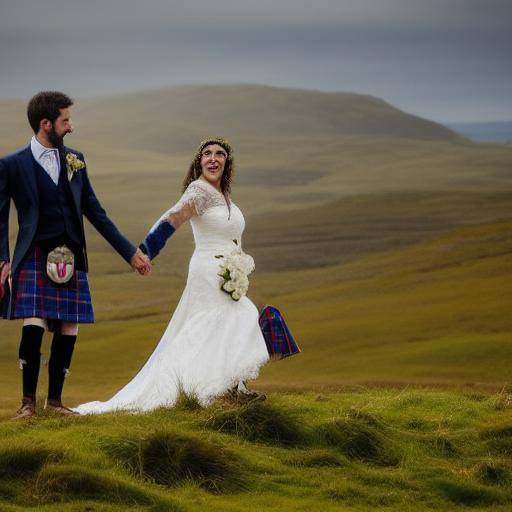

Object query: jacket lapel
[60,148,82,216]
[18,146,39,205]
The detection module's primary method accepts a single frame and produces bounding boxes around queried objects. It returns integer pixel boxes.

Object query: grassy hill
[72,84,465,153]
[0,84,465,165]
[0,389,511,511]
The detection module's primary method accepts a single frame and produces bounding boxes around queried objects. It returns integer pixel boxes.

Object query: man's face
[45,107,73,147]
[53,108,73,137]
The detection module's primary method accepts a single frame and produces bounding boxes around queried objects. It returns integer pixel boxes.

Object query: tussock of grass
[421,433,458,457]
[480,424,512,455]
[474,459,511,486]
[481,425,512,438]
[0,445,65,479]
[489,387,512,411]
[32,464,154,506]
[173,390,203,411]
[104,430,245,493]
[431,478,506,506]
[325,483,364,502]
[405,417,431,431]
[318,418,401,466]
[463,391,488,402]
[0,481,16,501]
[345,407,387,430]
[205,401,305,446]
[396,394,425,408]
[285,449,347,468]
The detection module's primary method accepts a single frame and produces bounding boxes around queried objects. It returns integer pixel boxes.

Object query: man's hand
[130,249,151,275]
[0,261,10,300]
[0,261,10,283]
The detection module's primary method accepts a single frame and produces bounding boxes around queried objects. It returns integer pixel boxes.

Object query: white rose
[222,280,236,292]
[230,269,245,282]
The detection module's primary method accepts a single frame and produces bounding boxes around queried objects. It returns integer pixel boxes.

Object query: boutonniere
[66,153,85,181]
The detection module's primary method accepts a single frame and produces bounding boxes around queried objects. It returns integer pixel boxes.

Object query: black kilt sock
[47,333,77,402]
[18,325,45,399]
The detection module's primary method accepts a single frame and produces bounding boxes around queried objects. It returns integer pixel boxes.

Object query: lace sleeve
[154,181,210,229]
[140,181,212,259]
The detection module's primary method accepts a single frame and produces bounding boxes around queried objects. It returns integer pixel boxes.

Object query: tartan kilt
[8,246,94,328]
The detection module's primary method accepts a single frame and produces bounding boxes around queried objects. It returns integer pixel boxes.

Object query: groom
[0,91,151,419]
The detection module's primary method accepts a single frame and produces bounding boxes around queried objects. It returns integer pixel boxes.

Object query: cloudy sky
[0,0,510,122]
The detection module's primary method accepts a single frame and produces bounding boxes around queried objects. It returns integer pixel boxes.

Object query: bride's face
[200,144,227,188]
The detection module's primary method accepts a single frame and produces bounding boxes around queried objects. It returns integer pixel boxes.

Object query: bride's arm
[139,182,208,260]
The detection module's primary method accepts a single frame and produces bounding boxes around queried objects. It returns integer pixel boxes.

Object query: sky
[0,0,510,123]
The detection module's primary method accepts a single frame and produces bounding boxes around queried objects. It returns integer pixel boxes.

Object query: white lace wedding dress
[74,179,269,413]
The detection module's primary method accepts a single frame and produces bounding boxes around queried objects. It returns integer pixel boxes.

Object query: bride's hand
[130,249,151,275]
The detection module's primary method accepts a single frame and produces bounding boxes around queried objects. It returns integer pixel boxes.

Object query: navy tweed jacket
[0,144,136,277]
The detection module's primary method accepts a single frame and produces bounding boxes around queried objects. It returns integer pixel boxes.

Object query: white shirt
[30,136,61,185]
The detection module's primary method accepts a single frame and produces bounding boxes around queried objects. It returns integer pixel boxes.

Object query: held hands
[130,248,151,276]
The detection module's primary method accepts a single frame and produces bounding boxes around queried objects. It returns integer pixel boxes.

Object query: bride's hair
[183,137,235,194]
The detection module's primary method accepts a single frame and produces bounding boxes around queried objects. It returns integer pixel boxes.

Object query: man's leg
[46,322,79,415]
[12,318,47,419]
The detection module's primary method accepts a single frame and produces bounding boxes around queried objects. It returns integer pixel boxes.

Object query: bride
[74,138,270,414]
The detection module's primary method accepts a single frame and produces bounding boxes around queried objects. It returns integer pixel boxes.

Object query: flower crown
[196,137,233,159]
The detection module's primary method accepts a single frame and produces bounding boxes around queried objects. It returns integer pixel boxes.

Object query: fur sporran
[46,245,75,284]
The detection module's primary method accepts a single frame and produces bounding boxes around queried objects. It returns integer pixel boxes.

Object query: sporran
[46,245,75,285]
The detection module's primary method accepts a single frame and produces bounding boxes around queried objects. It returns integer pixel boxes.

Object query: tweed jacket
[0,144,136,282]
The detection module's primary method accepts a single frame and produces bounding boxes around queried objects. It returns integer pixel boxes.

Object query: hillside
[0,85,464,157]
[73,85,464,153]
[0,220,510,418]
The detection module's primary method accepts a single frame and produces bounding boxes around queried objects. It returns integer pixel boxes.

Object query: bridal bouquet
[215,240,255,301]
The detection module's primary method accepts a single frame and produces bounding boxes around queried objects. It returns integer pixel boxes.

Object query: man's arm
[0,158,11,264]
[80,155,149,273]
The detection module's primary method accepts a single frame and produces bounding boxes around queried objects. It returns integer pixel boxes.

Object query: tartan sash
[259,305,301,360]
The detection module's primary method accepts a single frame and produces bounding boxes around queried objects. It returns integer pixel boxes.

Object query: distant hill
[74,85,465,153]
[446,121,512,143]
[0,85,464,156]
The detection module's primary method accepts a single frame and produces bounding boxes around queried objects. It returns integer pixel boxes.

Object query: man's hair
[27,91,73,133]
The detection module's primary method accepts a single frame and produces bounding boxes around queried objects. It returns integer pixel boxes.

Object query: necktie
[41,150,59,185]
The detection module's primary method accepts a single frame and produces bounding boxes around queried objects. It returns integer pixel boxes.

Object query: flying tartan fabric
[10,246,94,328]
[259,305,301,360]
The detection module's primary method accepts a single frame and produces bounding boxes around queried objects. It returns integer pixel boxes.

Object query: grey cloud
[2,0,511,31]
[0,0,510,122]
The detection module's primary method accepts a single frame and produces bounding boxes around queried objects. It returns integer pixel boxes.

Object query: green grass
[1,390,511,511]
[102,429,247,493]
[318,416,401,466]
[205,401,306,446]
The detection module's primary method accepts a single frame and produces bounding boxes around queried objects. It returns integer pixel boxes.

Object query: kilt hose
[9,246,94,331]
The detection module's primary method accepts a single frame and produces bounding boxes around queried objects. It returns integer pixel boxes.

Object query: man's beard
[48,125,65,149]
